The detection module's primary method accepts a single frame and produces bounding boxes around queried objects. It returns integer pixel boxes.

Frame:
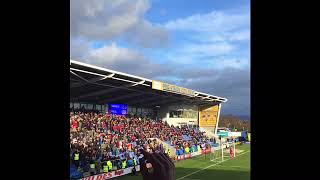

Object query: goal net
[210,140,235,162]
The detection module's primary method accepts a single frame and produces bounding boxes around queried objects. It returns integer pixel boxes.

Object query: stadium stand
[70,60,226,179]
[70,111,217,179]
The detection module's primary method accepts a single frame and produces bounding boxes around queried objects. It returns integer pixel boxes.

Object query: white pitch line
[215,165,248,168]
[176,151,250,180]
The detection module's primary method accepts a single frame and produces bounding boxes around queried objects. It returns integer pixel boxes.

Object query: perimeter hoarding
[228,132,242,137]
[217,131,229,137]
[78,166,140,180]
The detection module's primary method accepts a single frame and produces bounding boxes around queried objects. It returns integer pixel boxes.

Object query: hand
[140,150,175,180]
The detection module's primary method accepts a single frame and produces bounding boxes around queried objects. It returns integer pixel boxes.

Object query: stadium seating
[70,111,216,176]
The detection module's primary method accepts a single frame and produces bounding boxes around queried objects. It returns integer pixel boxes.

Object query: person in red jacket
[72,119,78,131]
[230,146,234,160]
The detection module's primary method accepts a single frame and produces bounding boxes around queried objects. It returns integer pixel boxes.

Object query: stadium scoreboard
[108,103,128,115]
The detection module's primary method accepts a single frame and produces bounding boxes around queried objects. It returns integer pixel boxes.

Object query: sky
[70,0,250,118]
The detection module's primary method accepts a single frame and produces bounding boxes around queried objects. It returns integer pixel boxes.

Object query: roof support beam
[70,75,114,88]
[70,71,141,101]
[71,67,149,87]
[71,59,152,82]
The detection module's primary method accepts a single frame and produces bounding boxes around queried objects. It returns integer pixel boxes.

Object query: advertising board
[228,132,242,137]
[78,166,140,180]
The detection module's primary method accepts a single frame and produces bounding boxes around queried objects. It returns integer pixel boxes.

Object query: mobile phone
[138,152,153,169]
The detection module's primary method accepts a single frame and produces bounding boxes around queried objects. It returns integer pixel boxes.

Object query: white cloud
[163,42,235,65]
[126,20,169,48]
[70,38,91,60]
[89,42,142,63]
[71,0,169,47]
[164,10,249,33]
[207,58,249,69]
[184,42,234,55]
[159,7,250,69]
[71,0,148,38]
[83,42,172,78]
[228,30,250,41]
[203,30,250,42]
[162,7,250,46]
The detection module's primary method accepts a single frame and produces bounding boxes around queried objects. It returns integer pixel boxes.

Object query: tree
[218,115,250,131]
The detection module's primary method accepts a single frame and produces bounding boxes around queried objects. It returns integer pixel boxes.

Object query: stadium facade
[70,60,227,135]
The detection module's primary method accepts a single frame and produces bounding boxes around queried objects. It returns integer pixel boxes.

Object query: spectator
[70,110,212,176]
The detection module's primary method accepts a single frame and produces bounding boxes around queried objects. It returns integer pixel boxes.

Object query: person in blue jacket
[127,158,134,167]
[70,162,83,179]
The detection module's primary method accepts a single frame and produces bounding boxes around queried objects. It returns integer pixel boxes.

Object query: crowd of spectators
[70,110,215,178]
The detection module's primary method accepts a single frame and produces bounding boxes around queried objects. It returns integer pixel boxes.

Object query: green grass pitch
[117,144,250,180]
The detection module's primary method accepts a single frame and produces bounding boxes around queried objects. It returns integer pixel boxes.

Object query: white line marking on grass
[215,165,246,168]
[176,151,250,180]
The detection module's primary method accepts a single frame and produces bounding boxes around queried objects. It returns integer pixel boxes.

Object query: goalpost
[210,138,236,162]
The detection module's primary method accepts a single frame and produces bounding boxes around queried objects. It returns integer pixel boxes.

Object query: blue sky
[70,0,250,117]
[146,0,249,23]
